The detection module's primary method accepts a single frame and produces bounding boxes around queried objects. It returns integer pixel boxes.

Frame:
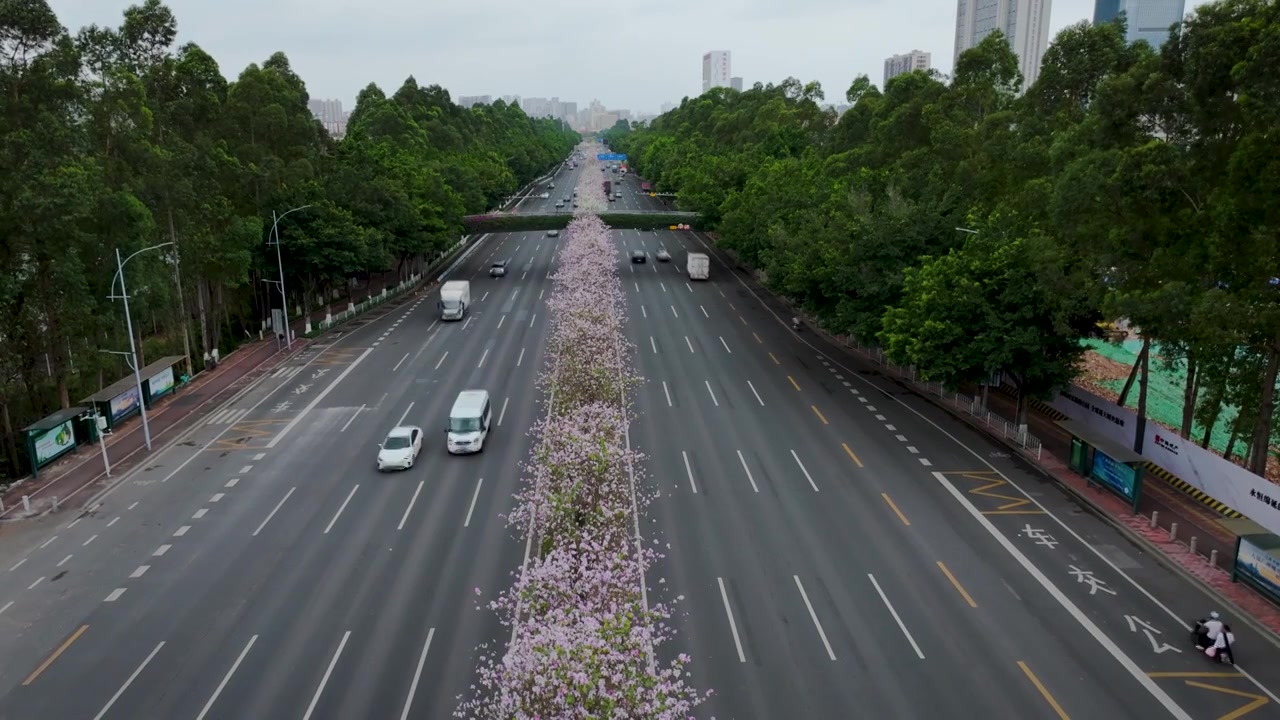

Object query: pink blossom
[457,149,710,718]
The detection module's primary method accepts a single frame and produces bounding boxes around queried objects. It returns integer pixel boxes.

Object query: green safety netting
[1082,338,1244,456]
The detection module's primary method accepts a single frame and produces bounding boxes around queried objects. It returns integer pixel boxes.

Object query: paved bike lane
[928,461,1280,720]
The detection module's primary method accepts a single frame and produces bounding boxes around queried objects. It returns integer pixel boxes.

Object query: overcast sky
[51,0,1109,115]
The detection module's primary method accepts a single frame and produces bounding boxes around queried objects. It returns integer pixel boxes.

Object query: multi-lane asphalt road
[1,152,1279,720]
[620,229,1280,719]
[519,161,667,214]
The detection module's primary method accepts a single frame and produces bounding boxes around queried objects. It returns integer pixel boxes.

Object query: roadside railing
[307,236,469,337]
[797,314,1044,461]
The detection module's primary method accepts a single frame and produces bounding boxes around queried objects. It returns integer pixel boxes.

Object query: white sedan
[377,425,423,471]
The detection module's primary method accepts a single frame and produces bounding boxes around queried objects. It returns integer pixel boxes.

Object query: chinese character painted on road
[272,401,292,414]
[1068,566,1116,596]
[1124,615,1180,654]
[292,384,312,395]
[311,368,329,380]
[1020,524,1059,549]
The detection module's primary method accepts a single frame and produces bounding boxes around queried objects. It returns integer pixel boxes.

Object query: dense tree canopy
[605,1,1280,476]
[0,0,576,479]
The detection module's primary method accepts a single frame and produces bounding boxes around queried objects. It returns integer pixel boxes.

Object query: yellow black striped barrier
[1140,462,1244,518]
[1028,397,1243,519]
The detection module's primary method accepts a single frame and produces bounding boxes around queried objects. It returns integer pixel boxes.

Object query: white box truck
[439,280,471,321]
[687,252,710,280]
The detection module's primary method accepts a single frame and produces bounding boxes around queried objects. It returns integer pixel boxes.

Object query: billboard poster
[1236,537,1280,600]
[110,385,141,423]
[149,366,176,400]
[1090,450,1137,502]
[34,419,76,466]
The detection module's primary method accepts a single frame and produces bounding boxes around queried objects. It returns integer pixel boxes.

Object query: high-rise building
[954,0,1051,91]
[884,50,932,86]
[457,95,492,107]
[660,101,676,114]
[702,51,731,93]
[730,76,744,91]
[307,99,348,138]
[1092,0,1184,47]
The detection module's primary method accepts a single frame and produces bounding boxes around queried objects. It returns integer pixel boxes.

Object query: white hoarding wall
[1049,384,1280,536]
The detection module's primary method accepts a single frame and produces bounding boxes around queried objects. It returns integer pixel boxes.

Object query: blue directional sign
[597,153,628,161]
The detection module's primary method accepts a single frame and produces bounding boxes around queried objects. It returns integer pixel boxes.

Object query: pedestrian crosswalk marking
[206,409,249,426]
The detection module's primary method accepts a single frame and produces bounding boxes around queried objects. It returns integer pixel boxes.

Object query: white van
[447,390,491,454]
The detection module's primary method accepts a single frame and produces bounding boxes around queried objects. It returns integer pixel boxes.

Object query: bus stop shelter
[1223,518,1280,606]
[1057,419,1147,512]
[22,406,89,477]
[81,355,184,433]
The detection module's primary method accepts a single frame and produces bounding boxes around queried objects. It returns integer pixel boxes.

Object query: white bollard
[1150,511,1158,528]
[1210,549,1218,566]
[1189,536,1197,555]
[1169,522,1178,542]
[52,496,58,511]
[23,495,31,512]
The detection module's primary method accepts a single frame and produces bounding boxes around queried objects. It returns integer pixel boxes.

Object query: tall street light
[267,205,312,350]
[110,242,175,451]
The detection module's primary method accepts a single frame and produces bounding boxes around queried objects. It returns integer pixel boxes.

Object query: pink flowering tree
[457,147,709,717]
[573,154,609,215]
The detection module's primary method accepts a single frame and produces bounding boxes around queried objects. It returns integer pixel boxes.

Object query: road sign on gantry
[596,153,628,161]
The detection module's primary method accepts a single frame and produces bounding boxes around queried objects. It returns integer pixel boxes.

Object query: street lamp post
[110,242,175,452]
[91,405,111,478]
[261,279,284,350]
[267,206,312,350]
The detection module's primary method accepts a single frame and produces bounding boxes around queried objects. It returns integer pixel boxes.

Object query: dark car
[631,251,646,263]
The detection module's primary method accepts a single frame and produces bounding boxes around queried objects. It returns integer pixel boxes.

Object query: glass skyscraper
[1093,0,1186,48]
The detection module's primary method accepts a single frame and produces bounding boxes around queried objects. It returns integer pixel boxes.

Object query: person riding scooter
[1193,612,1235,664]
[791,316,801,331]
[1194,612,1224,649]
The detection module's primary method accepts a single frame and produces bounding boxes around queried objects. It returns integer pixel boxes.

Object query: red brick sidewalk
[0,336,303,520]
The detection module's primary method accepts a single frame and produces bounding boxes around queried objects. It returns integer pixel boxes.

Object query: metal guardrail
[801,320,1044,461]
[307,236,470,337]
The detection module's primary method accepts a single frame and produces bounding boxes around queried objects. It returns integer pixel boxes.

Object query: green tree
[880,218,1098,425]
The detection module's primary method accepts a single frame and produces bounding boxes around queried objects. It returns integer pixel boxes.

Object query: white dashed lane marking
[814,354,937,472]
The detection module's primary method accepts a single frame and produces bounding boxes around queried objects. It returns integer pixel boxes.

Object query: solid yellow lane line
[24,624,89,686]
[788,375,801,391]
[1183,681,1267,720]
[1018,661,1070,719]
[881,493,910,526]
[936,561,977,607]
[842,442,863,468]
[769,352,780,365]
[811,406,828,425]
